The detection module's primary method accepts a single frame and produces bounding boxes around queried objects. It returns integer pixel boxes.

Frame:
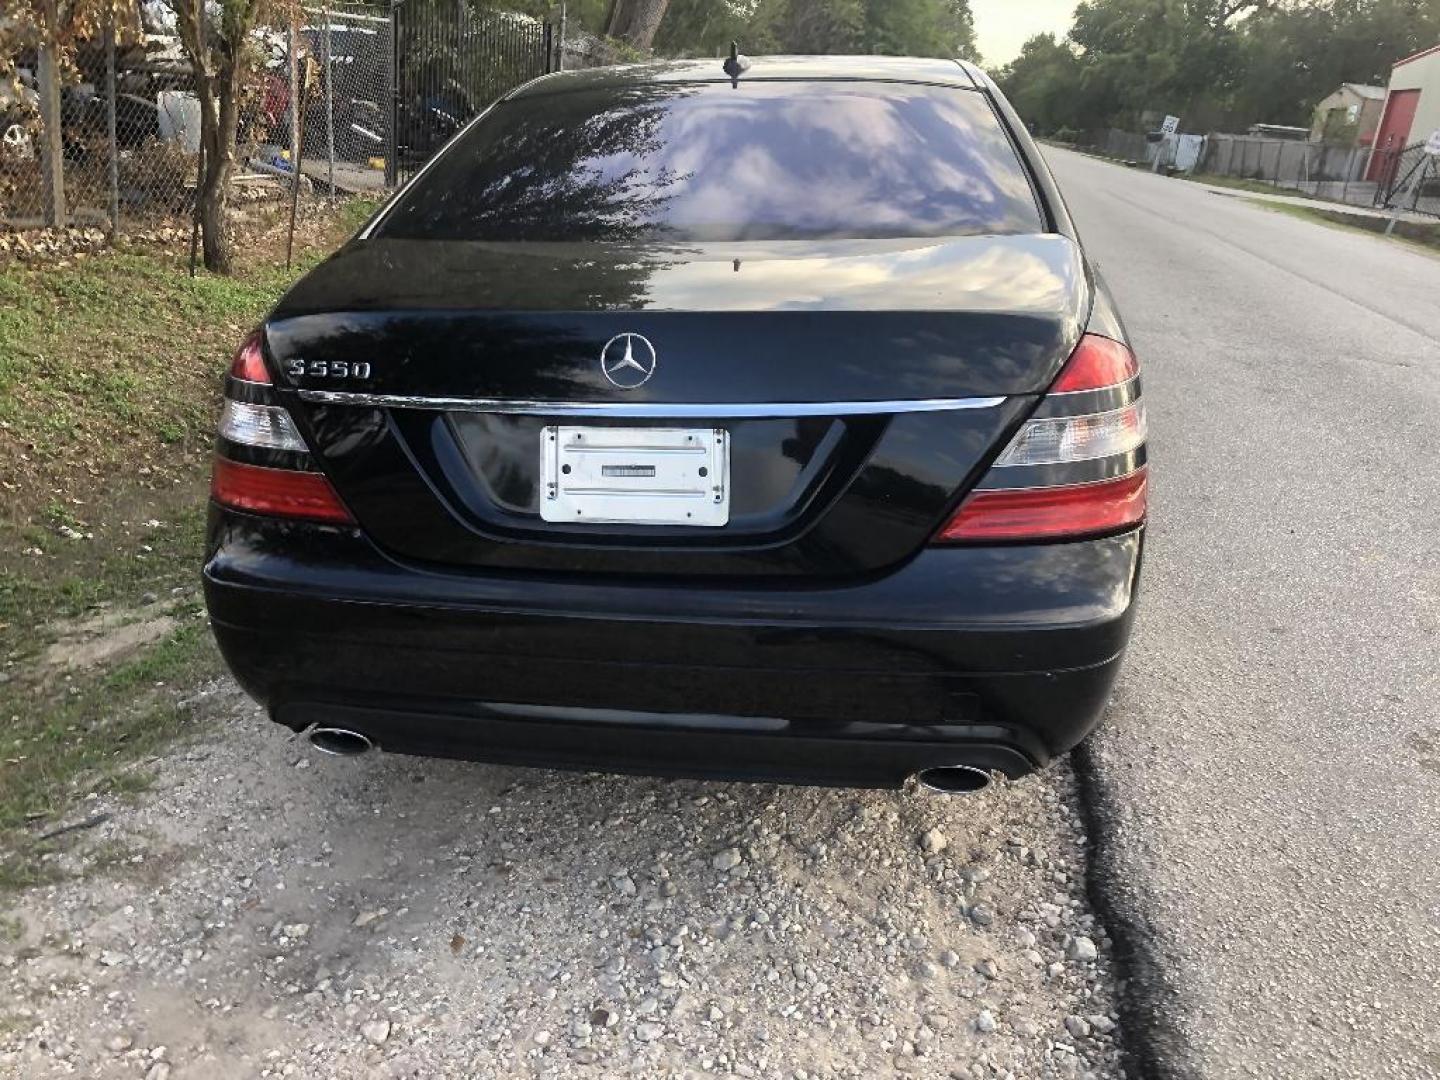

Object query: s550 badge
[285,358,372,380]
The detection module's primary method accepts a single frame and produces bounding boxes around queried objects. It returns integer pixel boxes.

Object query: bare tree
[168,0,268,273]
[605,0,672,51]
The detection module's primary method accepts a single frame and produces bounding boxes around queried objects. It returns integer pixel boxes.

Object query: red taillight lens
[229,331,271,384]
[935,468,1147,543]
[1050,334,1138,393]
[210,458,354,524]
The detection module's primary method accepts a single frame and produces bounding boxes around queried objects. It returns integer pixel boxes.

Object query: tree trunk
[36,29,67,228]
[195,75,239,274]
[605,0,671,51]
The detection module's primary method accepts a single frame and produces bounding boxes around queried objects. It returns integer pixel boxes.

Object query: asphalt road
[1041,147,1440,1079]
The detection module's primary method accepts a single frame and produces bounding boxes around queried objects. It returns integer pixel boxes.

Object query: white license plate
[539,426,730,526]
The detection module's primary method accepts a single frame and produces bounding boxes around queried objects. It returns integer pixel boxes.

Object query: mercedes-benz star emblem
[600,332,657,389]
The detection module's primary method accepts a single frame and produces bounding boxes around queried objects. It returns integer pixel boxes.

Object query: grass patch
[1184,173,1311,197]
[0,197,377,533]
[0,621,217,834]
[1248,198,1440,254]
[0,502,207,648]
[1,249,297,483]
[0,198,377,894]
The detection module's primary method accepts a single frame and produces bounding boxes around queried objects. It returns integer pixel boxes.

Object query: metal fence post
[324,9,335,199]
[386,0,399,188]
[36,25,66,228]
[289,16,301,178]
[105,14,119,238]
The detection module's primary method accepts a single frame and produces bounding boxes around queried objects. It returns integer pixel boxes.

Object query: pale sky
[970,0,1078,68]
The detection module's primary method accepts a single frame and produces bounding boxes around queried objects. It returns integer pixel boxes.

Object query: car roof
[508,55,982,100]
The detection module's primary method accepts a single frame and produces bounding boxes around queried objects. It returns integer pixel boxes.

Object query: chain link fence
[1066,126,1440,221]
[2,2,556,249]
[1198,134,1440,219]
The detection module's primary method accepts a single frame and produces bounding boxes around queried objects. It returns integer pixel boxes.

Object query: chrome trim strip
[293,391,1007,417]
[1046,374,1140,398]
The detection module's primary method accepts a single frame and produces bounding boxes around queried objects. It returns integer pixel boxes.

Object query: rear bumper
[203,508,1142,787]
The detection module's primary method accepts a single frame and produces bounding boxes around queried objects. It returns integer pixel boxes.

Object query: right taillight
[935,333,1147,544]
[210,330,354,525]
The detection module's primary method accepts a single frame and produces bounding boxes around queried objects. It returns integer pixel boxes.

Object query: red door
[1368,88,1420,182]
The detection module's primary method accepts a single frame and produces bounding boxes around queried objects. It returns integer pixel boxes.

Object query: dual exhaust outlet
[911,765,991,794]
[304,727,991,794]
[307,727,374,756]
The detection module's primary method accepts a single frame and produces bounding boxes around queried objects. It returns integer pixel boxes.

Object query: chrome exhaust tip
[913,765,991,794]
[308,727,374,757]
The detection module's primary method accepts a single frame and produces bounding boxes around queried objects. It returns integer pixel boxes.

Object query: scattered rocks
[920,828,949,855]
[360,1019,391,1046]
[1065,1015,1092,1038]
[1068,935,1099,962]
[1089,1014,1117,1035]
[711,847,743,872]
[0,692,1123,1078]
[107,1033,134,1053]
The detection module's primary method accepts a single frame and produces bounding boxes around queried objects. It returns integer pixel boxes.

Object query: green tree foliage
[993,33,1091,134]
[999,0,1440,135]
[748,0,977,58]
[1231,1,1440,127]
[653,0,757,55]
[650,0,977,60]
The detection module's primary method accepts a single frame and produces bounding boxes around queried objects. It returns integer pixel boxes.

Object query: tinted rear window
[376,81,1044,243]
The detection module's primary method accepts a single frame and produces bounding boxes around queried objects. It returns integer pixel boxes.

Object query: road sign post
[1154,115,1180,173]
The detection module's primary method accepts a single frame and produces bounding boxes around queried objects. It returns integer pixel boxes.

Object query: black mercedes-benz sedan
[203,55,1146,792]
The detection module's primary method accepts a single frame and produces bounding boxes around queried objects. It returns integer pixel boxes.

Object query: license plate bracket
[539,426,730,526]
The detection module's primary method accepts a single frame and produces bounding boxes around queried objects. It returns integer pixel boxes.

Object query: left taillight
[935,333,1148,544]
[210,330,354,525]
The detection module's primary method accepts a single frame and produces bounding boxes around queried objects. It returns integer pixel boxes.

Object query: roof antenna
[723,41,750,88]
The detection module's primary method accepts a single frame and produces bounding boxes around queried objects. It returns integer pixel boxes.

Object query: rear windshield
[375,81,1045,243]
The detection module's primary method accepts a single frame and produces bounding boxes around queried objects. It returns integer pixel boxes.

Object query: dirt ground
[2,682,1125,1080]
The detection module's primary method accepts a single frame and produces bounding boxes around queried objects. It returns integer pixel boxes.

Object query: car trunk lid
[266,234,1088,578]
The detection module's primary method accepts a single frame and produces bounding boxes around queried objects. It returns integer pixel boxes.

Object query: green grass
[0,502,208,644]
[0,250,294,450]
[1183,172,1310,197]
[0,621,217,831]
[1250,198,1440,254]
[0,197,381,515]
[0,624,218,891]
[0,197,379,894]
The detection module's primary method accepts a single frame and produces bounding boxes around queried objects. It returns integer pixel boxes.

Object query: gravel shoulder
[3,685,1125,1079]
